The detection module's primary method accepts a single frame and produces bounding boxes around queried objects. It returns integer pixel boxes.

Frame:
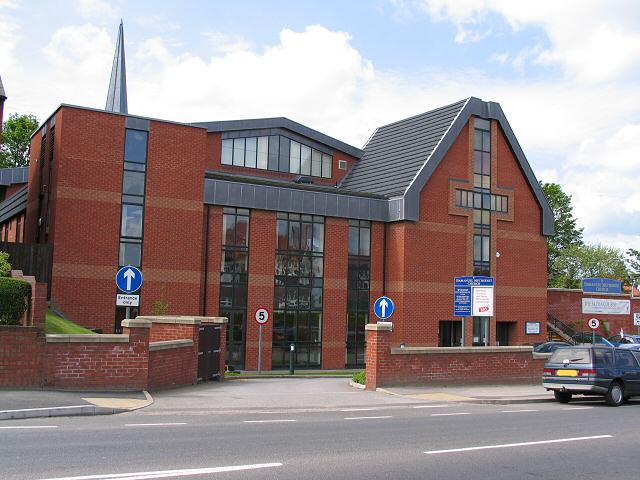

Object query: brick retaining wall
[365,323,547,390]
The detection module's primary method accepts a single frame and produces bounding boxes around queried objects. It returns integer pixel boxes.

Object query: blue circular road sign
[116,266,143,293]
[374,296,395,320]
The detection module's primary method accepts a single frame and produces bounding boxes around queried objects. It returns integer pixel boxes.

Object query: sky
[1,0,639,253]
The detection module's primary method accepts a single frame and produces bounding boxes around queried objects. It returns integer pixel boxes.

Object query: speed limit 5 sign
[588,318,600,330]
[255,308,270,325]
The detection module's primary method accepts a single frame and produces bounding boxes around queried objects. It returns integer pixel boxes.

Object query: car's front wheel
[554,391,572,403]
[605,382,625,407]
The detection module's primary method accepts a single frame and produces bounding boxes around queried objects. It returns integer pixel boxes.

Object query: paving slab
[376,384,555,404]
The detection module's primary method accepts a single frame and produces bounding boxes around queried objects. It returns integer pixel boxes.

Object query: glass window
[222,139,233,165]
[268,135,280,171]
[119,242,141,267]
[311,150,322,177]
[233,138,245,167]
[322,154,332,178]
[348,226,359,255]
[279,137,290,173]
[257,136,268,169]
[245,137,257,168]
[301,145,312,175]
[122,170,145,196]
[121,204,143,238]
[290,141,301,174]
[124,129,148,163]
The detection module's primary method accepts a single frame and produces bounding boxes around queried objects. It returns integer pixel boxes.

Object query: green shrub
[352,370,366,385]
[0,252,10,277]
[0,277,31,325]
[153,285,170,315]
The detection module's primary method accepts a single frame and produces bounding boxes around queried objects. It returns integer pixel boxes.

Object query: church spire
[105,20,128,114]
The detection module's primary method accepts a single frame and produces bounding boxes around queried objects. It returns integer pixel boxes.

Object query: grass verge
[352,370,366,385]
[45,309,94,334]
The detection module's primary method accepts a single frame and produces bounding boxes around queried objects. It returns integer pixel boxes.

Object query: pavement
[0,378,554,421]
[375,383,556,404]
[0,389,152,420]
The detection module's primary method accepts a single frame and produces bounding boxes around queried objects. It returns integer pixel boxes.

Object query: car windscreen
[549,348,591,364]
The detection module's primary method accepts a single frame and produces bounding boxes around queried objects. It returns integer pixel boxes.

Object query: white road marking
[501,409,539,413]
[430,412,471,417]
[0,425,58,430]
[413,405,449,409]
[343,415,392,420]
[340,407,379,412]
[424,435,613,455]
[243,419,297,424]
[37,462,283,480]
[124,423,187,427]
[562,406,594,410]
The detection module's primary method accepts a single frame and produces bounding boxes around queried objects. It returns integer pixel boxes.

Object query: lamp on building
[399,342,406,349]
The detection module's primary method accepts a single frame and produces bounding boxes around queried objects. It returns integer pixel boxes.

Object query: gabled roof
[340,99,467,197]
[105,21,128,114]
[0,184,27,224]
[340,97,554,235]
[0,75,6,99]
[193,117,363,159]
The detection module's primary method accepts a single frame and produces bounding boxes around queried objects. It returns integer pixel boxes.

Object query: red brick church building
[1,24,554,370]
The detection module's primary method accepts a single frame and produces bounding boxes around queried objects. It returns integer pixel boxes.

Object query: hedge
[0,277,31,326]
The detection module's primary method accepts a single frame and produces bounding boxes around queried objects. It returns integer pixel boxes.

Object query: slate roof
[0,75,6,99]
[340,99,467,197]
[0,185,27,224]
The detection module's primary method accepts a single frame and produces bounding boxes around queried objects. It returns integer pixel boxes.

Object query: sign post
[254,308,269,375]
[588,317,600,345]
[634,313,640,335]
[116,266,143,320]
[454,276,495,346]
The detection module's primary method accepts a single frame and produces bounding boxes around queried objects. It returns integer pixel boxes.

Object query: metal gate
[198,324,221,382]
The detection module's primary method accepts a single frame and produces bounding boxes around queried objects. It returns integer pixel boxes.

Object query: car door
[616,350,640,395]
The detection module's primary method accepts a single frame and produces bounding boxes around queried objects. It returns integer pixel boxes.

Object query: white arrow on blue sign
[116,266,143,293]
[374,296,395,320]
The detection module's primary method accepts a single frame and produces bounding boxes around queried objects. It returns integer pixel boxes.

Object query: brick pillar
[323,218,348,369]
[33,283,47,330]
[246,210,276,371]
[463,316,473,347]
[218,319,227,379]
[364,322,393,390]
[121,318,151,389]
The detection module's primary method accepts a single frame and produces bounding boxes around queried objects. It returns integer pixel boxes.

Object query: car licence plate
[556,369,578,377]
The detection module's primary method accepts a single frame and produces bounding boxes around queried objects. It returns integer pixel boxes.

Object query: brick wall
[0,326,45,387]
[548,289,640,337]
[0,317,226,390]
[365,325,546,389]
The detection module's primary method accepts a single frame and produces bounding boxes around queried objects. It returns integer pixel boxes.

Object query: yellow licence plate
[556,369,578,377]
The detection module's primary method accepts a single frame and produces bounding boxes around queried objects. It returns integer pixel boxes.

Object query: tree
[0,113,39,168]
[540,182,584,287]
[627,248,640,280]
[554,244,628,289]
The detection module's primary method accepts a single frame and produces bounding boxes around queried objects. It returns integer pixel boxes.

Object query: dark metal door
[198,324,221,381]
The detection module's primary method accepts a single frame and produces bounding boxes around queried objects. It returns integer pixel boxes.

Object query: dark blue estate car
[543,346,640,406]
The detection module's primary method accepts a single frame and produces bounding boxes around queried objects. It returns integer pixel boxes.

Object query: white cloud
[76,0,117,21]
[202,32,253,55]
[410,0,640,83]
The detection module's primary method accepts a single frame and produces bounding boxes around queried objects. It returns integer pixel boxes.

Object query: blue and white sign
[454,276,495,317]
[374,296,395,320]
[582,278,622,294]
[116,266,143,293]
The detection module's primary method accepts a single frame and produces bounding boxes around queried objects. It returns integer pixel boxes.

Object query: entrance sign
[116,266,143,293]
[582,278,622,294]
[116,294,139,307]
[634,313,640,327]
[255,308,269,325]
[582,298,630,315]
[588,318,600,330]
[454,276,495,317]
[374,296,395,320]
